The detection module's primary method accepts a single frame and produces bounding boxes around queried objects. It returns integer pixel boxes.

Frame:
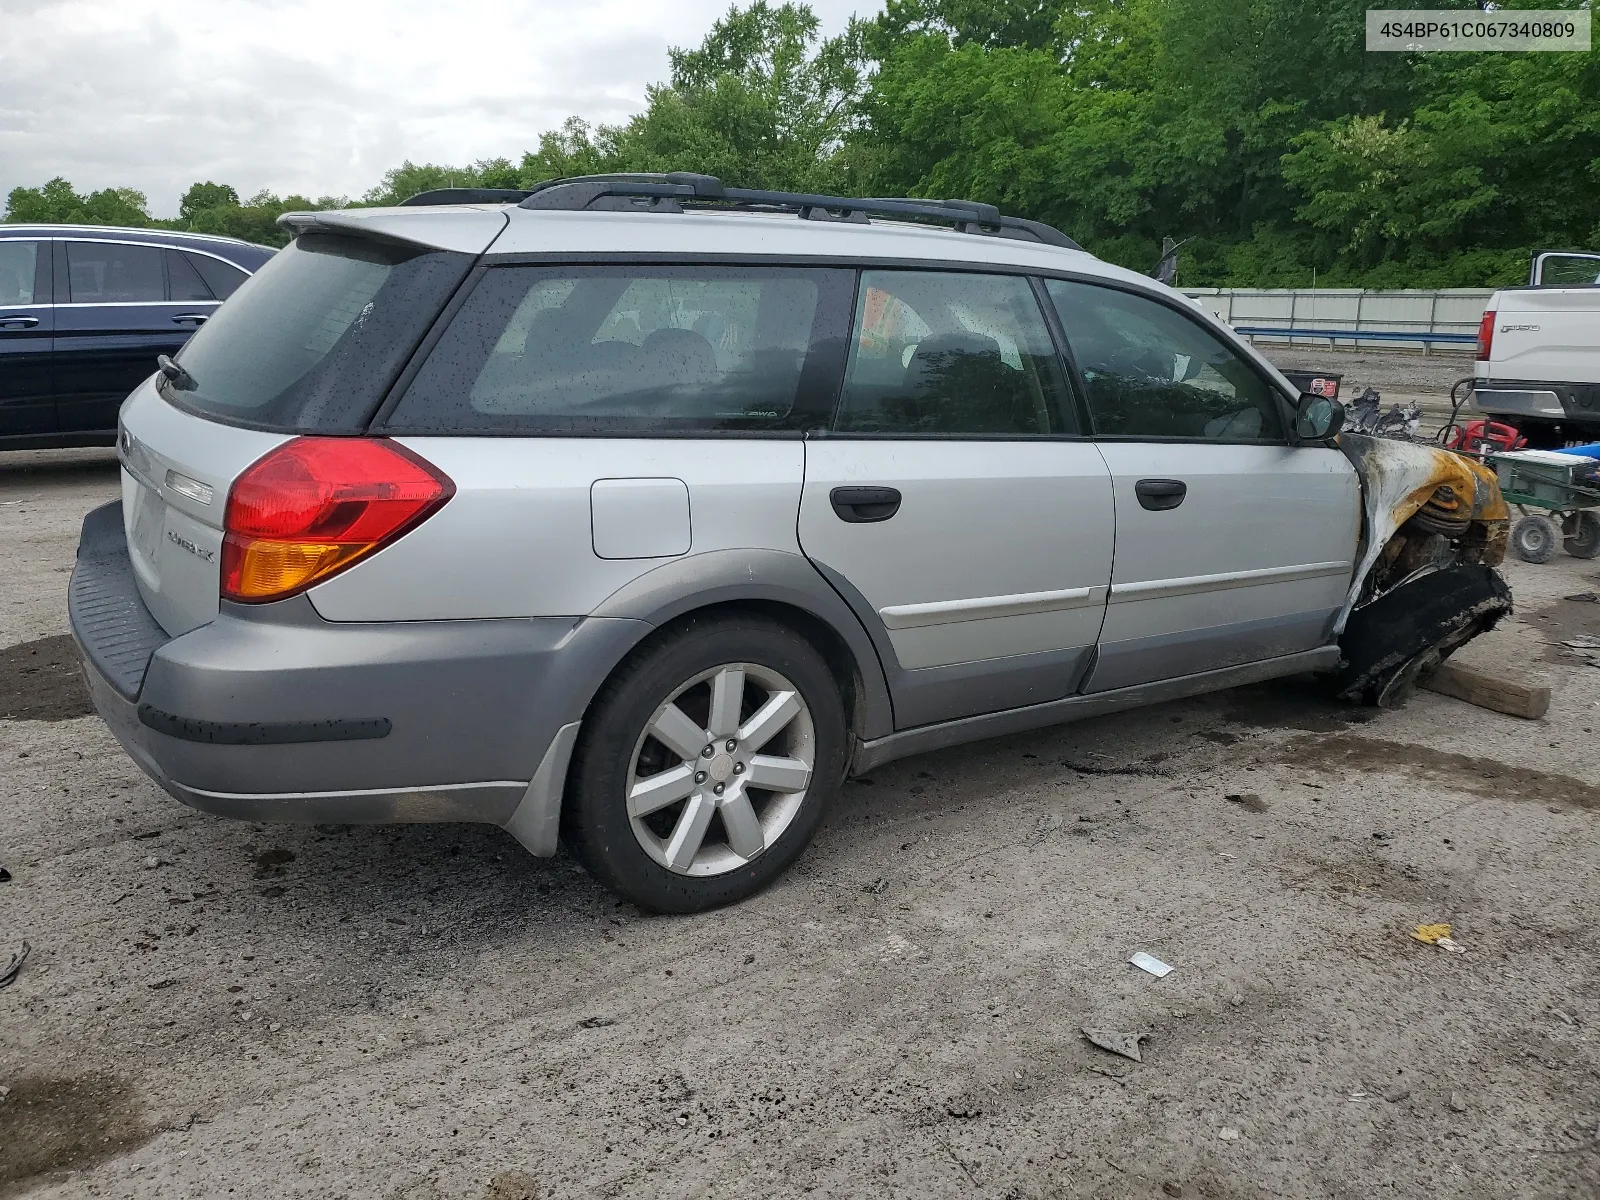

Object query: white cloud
[0,0,876,216]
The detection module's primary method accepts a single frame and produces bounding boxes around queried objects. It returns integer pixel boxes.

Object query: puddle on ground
[0,1073,154,1192]
[1275,733,1600,809]
[0,634,92,722]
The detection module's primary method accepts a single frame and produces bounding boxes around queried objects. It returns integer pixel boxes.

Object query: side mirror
[1294,391,1344,441]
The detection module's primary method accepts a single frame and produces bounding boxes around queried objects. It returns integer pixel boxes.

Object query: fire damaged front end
[1332,433,1513,706]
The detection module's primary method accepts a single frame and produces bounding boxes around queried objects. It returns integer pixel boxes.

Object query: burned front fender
[1336,433,1509,633]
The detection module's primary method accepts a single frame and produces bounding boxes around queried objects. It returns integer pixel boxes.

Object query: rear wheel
[1334,565,1512,708]
[1512,515,1559,564]
[565,615,847,913]
[1563,511,1600,560]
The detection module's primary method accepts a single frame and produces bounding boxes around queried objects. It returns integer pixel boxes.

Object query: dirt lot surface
[2,447,1598,1200]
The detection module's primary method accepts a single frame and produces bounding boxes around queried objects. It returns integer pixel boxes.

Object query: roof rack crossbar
[512,173,1081,250]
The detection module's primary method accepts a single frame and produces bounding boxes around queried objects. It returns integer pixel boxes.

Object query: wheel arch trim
[500,548,895,857]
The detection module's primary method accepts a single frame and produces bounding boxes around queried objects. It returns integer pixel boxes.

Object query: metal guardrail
[1185,287,1492,353]
[1230,325,1478,350]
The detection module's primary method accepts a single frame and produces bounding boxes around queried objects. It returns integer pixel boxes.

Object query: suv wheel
[566,615,847,913]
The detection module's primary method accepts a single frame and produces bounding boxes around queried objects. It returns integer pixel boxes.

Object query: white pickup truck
[1473,250,1600,446]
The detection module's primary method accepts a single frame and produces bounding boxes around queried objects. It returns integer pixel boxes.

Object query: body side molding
[852,646,1341,774]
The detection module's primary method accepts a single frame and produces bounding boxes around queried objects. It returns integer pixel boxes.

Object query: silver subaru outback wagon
[70,173,1512,912]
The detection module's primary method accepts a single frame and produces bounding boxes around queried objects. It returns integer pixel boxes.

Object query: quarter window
[384,265,853,435]
[66,241,165,303]
[186,252,248,299]
[166,249,214,302]
[1046,279,1286,442]
[834,270,1072,436]
[0,241,39,305]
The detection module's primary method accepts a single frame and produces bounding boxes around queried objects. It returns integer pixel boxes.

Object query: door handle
[830,486,902,523]
[1134,478,1187,511]
[0,315,39,329]
[171,313,209,326]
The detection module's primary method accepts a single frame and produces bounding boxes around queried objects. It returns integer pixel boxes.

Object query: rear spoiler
[275,207,509,255]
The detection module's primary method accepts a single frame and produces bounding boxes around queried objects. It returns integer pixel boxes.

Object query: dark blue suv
[0,226,274,448]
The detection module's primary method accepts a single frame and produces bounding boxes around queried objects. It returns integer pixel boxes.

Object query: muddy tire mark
[1275,733,1600,809]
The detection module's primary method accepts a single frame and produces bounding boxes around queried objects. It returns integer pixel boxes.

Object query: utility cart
[1489,448,1600,562]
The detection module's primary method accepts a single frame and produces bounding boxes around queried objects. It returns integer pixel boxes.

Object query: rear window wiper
[157,354,197,391]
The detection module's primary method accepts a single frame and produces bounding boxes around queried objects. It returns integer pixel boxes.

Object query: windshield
[161,233,471,433]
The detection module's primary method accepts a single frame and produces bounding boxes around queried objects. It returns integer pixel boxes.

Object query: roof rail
[514,173,1083,250]
[400,187,534,207]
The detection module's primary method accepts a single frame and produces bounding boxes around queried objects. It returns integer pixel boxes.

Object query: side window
[186,253,249,300]
[66,241,165,303]
[1046,279,1286,442]
[166,249,214,302]
[0,241,39,305]
[383,265,853,435]
[835,271,1074,435]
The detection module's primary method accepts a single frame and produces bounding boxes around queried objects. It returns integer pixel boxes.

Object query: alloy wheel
[625,662,816,877]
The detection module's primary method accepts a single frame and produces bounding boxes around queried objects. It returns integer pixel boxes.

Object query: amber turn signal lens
[221,438,453,603]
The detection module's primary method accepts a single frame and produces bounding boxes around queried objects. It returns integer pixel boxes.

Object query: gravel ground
[2,448,1598,1200]
[1262,346,1480,437]
[1263,345,1478,401]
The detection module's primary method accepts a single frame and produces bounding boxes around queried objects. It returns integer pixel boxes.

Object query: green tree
[605,1,867,192]
[178,181,241,223]
[4,177,150,226]
[518,118,621,183]
[362,159,523,206]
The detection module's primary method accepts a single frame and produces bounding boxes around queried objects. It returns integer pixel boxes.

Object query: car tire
[564,613,848,914]
[1333,564,1512,708]
[1563,511,1600,559]
[1512,515,1559,564]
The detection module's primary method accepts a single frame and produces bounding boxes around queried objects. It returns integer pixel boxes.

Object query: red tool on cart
[1445,418,1526,455]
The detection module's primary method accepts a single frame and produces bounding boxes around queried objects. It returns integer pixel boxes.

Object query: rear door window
[66,241,164,302]
[834,270,1073,435]
[381,265,854,435]
[159,233,472,433]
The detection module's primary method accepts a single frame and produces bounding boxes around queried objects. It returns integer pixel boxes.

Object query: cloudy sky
[0,0,876,217]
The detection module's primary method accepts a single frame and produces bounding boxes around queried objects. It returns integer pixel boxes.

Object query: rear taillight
[1476,310,1495,360]
[221,438,454,603]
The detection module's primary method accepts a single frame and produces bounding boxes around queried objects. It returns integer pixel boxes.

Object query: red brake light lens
[1476,310,1495,360]
[221,437,454,602]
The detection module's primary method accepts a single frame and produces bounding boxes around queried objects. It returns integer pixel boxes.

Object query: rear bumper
[69,500,644,845]
[1474,377,1600,427]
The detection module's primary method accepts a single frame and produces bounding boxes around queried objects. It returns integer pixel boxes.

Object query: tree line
[6,0,1595,287]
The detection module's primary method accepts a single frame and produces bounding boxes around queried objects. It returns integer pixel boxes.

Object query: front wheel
[565,615,847,914]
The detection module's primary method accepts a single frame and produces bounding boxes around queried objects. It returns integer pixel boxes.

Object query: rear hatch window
[160,233,471,433]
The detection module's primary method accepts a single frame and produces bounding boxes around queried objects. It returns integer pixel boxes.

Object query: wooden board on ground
[1422,661,1551,720]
